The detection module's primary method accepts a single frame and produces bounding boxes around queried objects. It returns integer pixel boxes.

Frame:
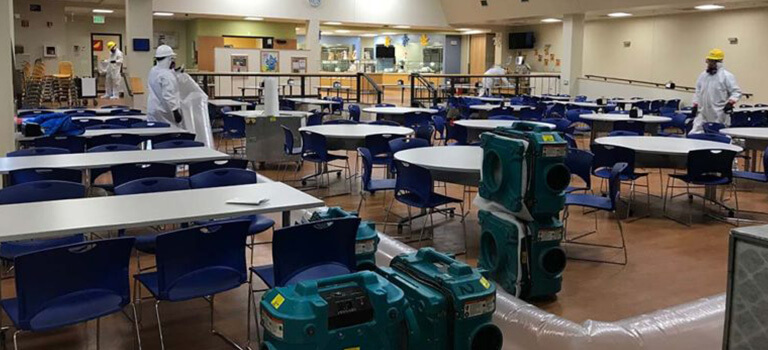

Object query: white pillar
[493,32,508,66]
[305,19,321,73]
[561,14,585,95]
[125,0,153,110]
[0,0,15,161]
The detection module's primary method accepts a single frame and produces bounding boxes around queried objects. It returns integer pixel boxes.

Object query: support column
[493,32,508,67]
[561,14,585,95]
[125,0,154,110]
[0,0,15,162]
[305,19,321,73]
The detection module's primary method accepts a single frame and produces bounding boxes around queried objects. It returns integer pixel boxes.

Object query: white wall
[213,47,310,96]
[504,24,563,73]
[154,0,449,28]
[578,78,695,105]
[13,0,66,75]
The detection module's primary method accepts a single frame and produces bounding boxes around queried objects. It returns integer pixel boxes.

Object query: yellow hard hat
[706,48,724,61]
[107,41,116,50]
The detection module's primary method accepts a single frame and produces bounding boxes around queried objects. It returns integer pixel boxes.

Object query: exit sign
[93,15,105,24]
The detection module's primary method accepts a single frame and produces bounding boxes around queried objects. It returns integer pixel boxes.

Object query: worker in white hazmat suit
[690,48,742,134]
[480,65,511,97]
[147,45,183,126]
[103,41,123,99]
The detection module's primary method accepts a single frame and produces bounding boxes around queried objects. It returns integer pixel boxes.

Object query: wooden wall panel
[197,36,225,72]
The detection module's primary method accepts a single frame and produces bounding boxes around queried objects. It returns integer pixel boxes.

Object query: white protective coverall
[690,63,742,134]
[481,66,511,97]
[147,58,182,126]
[105,48,124,98]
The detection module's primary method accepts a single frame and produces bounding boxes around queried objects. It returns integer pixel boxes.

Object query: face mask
[706,61,721,75]
[170,60,176,70]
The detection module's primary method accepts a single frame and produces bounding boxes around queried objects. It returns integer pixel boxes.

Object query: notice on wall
[291,57,307,74]
[231,54,248,72]
[155,32,178,49]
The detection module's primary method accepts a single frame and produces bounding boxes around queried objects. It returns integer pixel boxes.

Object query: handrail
[411,73,438,107]
[122,72,133,97]
[583,74,694,92]
[358,73,382,105]
[188,72,359,78]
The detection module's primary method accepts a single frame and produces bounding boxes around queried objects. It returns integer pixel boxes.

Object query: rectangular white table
[71,115,149,122]
[208,99,250,110]
[16,126,187,141]
[18,108,128,116]
[226,110,311,118]
[0,182,323,242]
[0,147,229,174]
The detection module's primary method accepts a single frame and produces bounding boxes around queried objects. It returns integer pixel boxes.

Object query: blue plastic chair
[415,125,435,145]
[105,117,144,128]
[154,140,204,149]
[388,137,429,154]
[88,133,142,149]
[489,115,518,121]
[323,119,358,125]
[613,120,645,135]
[541,118,573,134]
[114,178,191,254]
[520,108,542,121]
[702,122,726,134]
[189,168,276,264]
[34,135,86,153]
[734,146,768,183]
[660,113,690,136]
[7,147,69,157]
[565,148,592,193]
[370,120,400,126]
[277,126,302,180]
[565,109,592,133]
[1,237,140,348]
[432,115,446,144]
[564,133,578,149]
[404,112,431,129]
[364,133,398,167]
[545,103,566,118]
[608,130,640,137]
[730,112,751,128]
[591,143,650,219]
[86,144,140,153]
[108,108,143,116]
[100,104,131,109]
[250,217,360,289]
[446,123,478,146]
[564,162,628,265]
[134,220,251,348]
[688,132,732,144]
[375,103,395,107]
[665,99,681,110]
[300,130,350,188]
[110,163,178,188]
[189,159,249,176]
[150,132,196,145]
[0,181,86,262]
[131,121,171,128]
[391,159,466,248]
[306,111,324,126]
[664,149,738,226]
[348,105,361,122]
[9,168,82,186]
[86,123,125,130]
[72,118,103,128]
[488,106,516,118]
[357,147,396,212]
[222,112,246,155]
[17,110,53,117]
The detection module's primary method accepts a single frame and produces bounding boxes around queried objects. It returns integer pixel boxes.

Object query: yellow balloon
[420,34,429,46]
[385,36,392,47]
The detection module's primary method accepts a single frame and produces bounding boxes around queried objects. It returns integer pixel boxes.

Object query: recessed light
[324,21,342,25]
[92,9,114,14]
[695,4,724,10]
[335,29,351,33]
[541,18,562,23]
[361,33,377,37]
[607,12,633,17]
[244,17,263,21]
[462,30,486,34]
[456,28,472,31]
[153,12,174,17]
[381,32,398,35]
[393,25,411,29]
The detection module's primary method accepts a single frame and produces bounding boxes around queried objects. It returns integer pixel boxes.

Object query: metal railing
[408,73,561,107]
[187,72,383,105]
[583,74,754,100]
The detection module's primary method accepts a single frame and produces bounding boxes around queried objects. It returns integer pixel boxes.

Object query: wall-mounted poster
[291,57,307,73]
[43,45,57,58]
[231,54,248,72]
[261,51,279,72]
[92,40,104,52]
[154,32,178,49]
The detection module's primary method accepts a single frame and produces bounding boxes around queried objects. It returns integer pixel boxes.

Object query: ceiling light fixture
[92,9,114,14]
[541,18,562,23]
[381,32,398,35]
[153,12,174,17]
[456,28,472,31]
[335,29,351,33]
[462,30,486,34]
[324,21,342,25]
[244,17,263,21]
[694,4,724,10]
[607,12,633,17]
[361,33,377,37]
[393,25,411,29]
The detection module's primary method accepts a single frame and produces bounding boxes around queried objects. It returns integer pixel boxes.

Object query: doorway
[90,33,122,93]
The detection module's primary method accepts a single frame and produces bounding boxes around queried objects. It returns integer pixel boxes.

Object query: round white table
[720,128,768,170]
[581,113,672,142]
[394,146,482,186]
[474,96,507,103]
[455,119,555,131]
[469,104,533,112]
[362,107,438,115]
[287,98,340,111]
[596,136,742,157]
[554,101,606,109]
[534,95,570,101]
[300,124,412,141]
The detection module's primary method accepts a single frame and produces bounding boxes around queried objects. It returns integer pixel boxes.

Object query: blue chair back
[546,103,566,118]
[519,109,541,121]
[687,133,731,144]
[88,134,142,149]
[150,133,196,144]
[489,115,518,121]
[590,144,637,177]
[608,130,640,137]
[488,107,514,118]
[131,121,171,128]
[375,103,395,107]
[72,118,103,128]
[613,120,645,135]
[300,131,332,161]
[280,99,296,111]
[306,112,324,126]
[608,163,628,209]
[111,163,178,188]
[364,134,397,158]
[223,115,246,138]
[114,177,190,195]
[272,217,360,287]
[34,136,86,153]
[323,119,358,125]
[348,105,361,122]
[154,140,204,149]
[446,123,470,145]
[564,134,578,149]
[370,120,400,126]
[86,124,125,130]
[565,148,592,188]
[153,220,251,299]
[634,101,651,113]
[189,159,249,176]
[108,109,143,116]
[686,149,737,184]
[0,181,85,204]
[649,100,665,113]
[574,95,588,102]
[730,112,750,127]
[404,112,431,129]
[13,237,135,330]
[8,147,69,157]
[394,160,434,206]
[9,168,82,186]
[189,168,257,189]
[18,110,54,117]
[389,137,429,154]
[87,144,140,153]
[664,99,681,110]
[281,125,298,155]
[357,147,375,191]
[100,105,131,110]
[105,117,143,127]
[432,115,446,137]
[414,125,435,145]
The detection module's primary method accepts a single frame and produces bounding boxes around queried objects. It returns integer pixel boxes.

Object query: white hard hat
[155,45,176,58]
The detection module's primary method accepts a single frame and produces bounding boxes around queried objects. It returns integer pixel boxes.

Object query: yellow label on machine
[344,347,360,350]
[480,277,491,289]
[541,134,555,142]
[271,293,285,309]
[269,116,277,122]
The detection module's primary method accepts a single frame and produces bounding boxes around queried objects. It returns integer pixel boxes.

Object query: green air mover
[479,122,570,222]
[309,207,380,270]
[260,271,410,350]
[526,216,567,299]
[379,248,503,350]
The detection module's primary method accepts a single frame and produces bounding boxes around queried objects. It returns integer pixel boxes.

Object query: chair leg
[154,301,165,350]
[209,295,244,349]
[459,202,468,255]
[616,215,628,265]
[96,317,101,350]
[417,209,431,246]
[130,303,143,350]
[382,195,395,234]
[12,330,20,350]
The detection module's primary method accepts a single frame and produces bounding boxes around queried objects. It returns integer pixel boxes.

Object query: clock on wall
[309,0,321,8]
